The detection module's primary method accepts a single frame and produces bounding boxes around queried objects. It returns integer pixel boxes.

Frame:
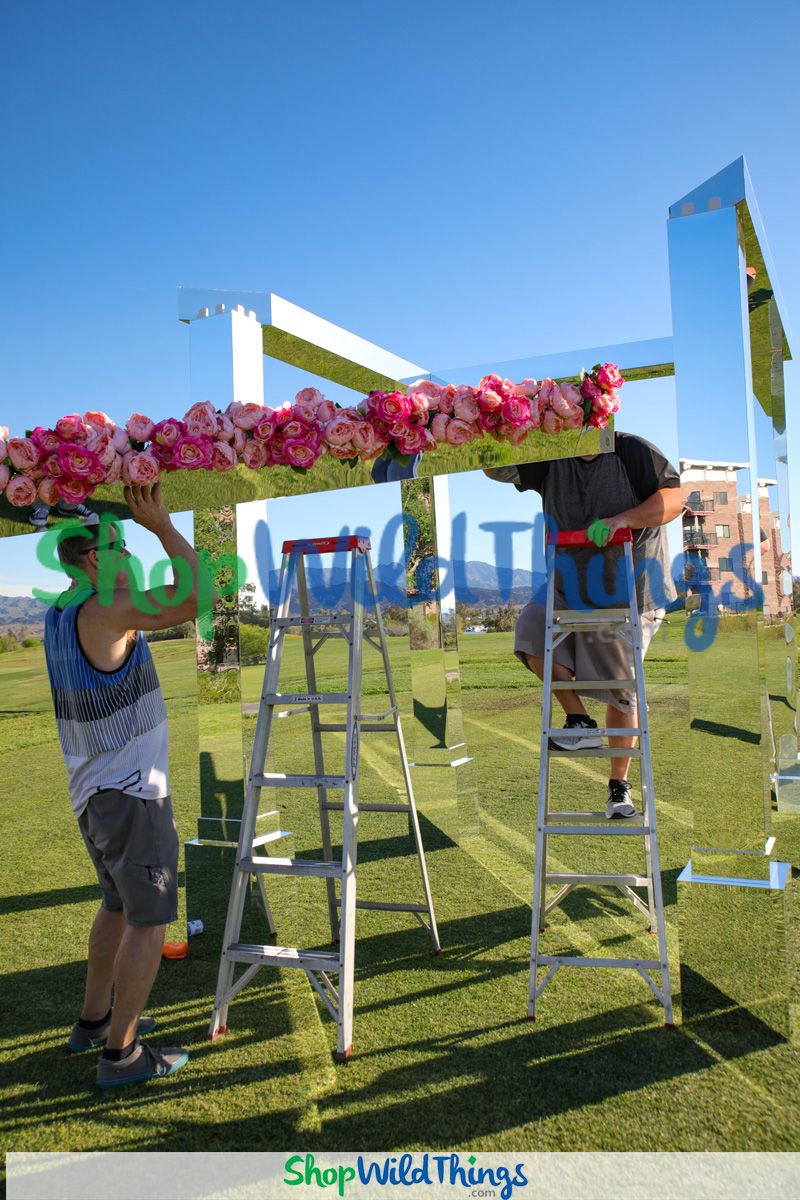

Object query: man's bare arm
[611,486,684,531]
[482,466,522,484]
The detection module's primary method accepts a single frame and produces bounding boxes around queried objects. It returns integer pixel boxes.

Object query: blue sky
[2,1,798,596]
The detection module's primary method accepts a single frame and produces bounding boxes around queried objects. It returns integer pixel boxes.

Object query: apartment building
[679,459,791,619]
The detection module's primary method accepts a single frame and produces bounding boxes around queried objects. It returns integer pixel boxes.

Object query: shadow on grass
[690,717,761,746]
[413,698,448,749]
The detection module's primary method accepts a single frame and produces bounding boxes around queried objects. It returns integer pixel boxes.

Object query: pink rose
[542,409,564,436]
[84,411,114,435]
[232,427,247,455]
[394,425,432,455]
[454,393,481,422]
[266,433,287,465]
[88,431,117,467]
[231,402,265,431]
[548,384,583,423]
[351,422,380,457]
[369,391,411,423]
[595,363,625,392]
[7,437,40,472]
[406,379,443,402]
[104,453,123,483]
[324,416,357,447]
[42,452,63,478]
[5,474,37,506]
[505,426,530,446]
[515,378,540,398]
[560,382,584,408]
[173,435,214,470]
[37,476,60,504]
[315,399,337,423]
[30,427,60,455]
[215,413,235,441]
[328,444,356,460]
[212,440,238,472]
[151,418,184,447]
[476,387,503,412]
[242,440,269,470]
[0,464,9,493]
[538,379,561,408]
[478,409,503,434]
[56,478,93,504]
[406,393,430,422]
[294,387,325,407]
[284,438,321,468]
[592,390,618,416]
[430,412,450,442]
[122,450,160,485]
[183,401,218,438]
[437,390,455,416]
[111,424,131,452]
[589,411,609,430]
[55,414,88,443]
[150,442,175,470]
[252,412,277,441]
[282,417,307,441]
[500,397,531,427]
[57,443,104,479]
[580,376,602,404]
[126,413,155,442]
[445,419,475,447]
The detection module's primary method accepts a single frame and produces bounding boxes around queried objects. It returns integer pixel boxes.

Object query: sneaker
[55,501,99,526]
[549,714,603,750]
[96,1040,188,1089]
[28,501,51,529]
[606,778,637,819]
[69,1014,157,1053]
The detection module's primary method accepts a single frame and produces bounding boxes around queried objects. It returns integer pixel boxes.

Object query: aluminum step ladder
[529,527,674,1024]
[209,534,440,1060]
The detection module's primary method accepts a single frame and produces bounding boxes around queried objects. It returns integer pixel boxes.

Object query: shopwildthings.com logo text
[283,1152,528,1198]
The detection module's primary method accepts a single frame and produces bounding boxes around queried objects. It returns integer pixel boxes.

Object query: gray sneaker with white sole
[606,778,637,819]
[96,1040,189,1089]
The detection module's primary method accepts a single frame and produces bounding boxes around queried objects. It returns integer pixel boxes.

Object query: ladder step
[323,801,411,813]
[548,747,643,758]
[318,722,398,733]
[251,829,293,848]
[242,856,342,878]
[554,608,630,621]
[261,692,350,705]
[254,773,347,789]
[538,955,662,970]
[543,823,650,836]
[226,943,340,971]
[273,617,351,627]
[552,679,636,690]
[546,872,650,887]
[334,899,430,913]
[547,811,643,825]
[546,727,642,738]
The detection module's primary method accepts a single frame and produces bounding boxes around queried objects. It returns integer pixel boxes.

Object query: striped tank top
[44,588,169,817]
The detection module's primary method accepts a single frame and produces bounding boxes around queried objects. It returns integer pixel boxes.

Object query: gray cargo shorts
[77,788,179,927]
[514,591,666,714]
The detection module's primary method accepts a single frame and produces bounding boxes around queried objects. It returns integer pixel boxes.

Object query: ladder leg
[529,548,556,1019]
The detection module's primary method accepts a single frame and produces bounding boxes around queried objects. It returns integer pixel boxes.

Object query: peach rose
[232,427,247,455]
[6,474,37,506]
[294,387,324,407]
[7,437,40,472]
[445,419,475,447]
[84,411,115,435]
[55,414,88,443]
[215,413,235,441]
[212,441,238,472]
[105,453,123,483]
[324,416,357,447]
[36,476,59,504]
[231,402,265,431]
[542,409,564,436]
[111,424,131,452]
[122,451,160,485]
[126,413,155,442]
[454,394,481,422]
[55,478,93,504]
[0,464,9,493]
[430,412,450,442]
[242,440,268,470]
[515,378,540,398]
[183,401,218,438]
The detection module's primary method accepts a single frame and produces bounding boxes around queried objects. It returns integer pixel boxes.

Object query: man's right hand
[124,482,172,535]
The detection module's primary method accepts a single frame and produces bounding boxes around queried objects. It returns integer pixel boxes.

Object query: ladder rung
[551,679,636,689]
[226,943,340,971]
[547,811,642,825]
[554,607,630,619]
[253,773,346,789]
[273,617,352,627]
[318,723,398,733]
[546,727,642,738]
[543,823,650,836]
[546,871,650,887]
[261,692,350,705]
[323,801,410,813]
[242,856,341,878]
[334,899,429,913]
[548,747,643,758]
[538,955,662,970]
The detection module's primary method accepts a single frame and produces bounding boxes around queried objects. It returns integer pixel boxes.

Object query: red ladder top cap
[547,528,633,546]
[282,536,372,555]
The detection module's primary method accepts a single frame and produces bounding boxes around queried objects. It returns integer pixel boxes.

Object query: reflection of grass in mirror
[5,620,800,1152]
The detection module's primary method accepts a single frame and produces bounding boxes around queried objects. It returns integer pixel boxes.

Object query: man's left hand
[587,515,629,547]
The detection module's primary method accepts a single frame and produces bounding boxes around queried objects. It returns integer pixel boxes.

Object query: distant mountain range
[0,594,49,634]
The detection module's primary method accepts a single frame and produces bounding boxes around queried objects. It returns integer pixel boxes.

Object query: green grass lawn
[2,619,800,1153]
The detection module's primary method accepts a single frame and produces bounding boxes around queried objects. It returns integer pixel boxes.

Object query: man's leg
[106,924,167,1050]
[81,906,126,1021]
[522,653,588,716]
[607,702,639,782]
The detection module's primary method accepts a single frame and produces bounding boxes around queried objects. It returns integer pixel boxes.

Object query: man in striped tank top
[45,482,199,1089]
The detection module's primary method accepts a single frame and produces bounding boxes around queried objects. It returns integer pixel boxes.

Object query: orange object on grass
[162,940,188,959]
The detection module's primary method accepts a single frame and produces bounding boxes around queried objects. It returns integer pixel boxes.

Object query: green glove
[586,518,611,547]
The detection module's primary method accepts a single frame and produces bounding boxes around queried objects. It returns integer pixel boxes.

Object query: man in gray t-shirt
[485,431,683,818]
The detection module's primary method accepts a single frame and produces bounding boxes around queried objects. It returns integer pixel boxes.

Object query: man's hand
[124,482,172,535]
[587,515,629,547]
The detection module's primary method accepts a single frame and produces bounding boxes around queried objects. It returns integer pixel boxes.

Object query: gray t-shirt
[511,431,681,613]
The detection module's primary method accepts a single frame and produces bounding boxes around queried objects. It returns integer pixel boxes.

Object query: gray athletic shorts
[77,788,179,927]
[514,592,666,714]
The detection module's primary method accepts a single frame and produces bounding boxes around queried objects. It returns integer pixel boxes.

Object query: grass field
[2,617,800,1153]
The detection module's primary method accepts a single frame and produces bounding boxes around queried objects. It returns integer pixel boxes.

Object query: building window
[715,524,730,539]
[762,571,769,584]
[718,557,733,572]
[714,490,728,506]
